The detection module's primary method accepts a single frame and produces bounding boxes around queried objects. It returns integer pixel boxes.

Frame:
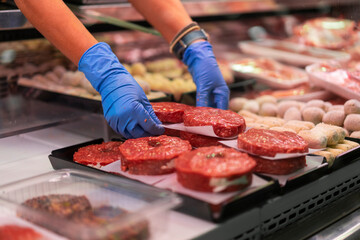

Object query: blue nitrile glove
[182,41,230,109]
[79,42,164,139]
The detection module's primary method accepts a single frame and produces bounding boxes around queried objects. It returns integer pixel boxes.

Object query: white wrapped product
[298,130,328,148]
[313,123,346,145]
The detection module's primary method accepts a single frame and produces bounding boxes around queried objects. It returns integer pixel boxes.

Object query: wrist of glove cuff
[78,42,128,92]
[181,41,230,109]
[181,41,214,84]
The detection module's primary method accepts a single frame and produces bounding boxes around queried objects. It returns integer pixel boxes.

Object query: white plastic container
[0,169,181,240]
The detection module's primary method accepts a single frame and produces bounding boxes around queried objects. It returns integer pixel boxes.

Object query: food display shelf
[197,157,360,240]
[48,138,279,223]
[0,0,276,31]
[19,85,173,114]
[17,79,255,113]
[0,0,358,32]
[268,191,360,240]
[326,137,360,171]
[259,158,360,238]
[1,0,360,238]
[276,0,360,9]
[47,137,360,239]
[70,0,277,24]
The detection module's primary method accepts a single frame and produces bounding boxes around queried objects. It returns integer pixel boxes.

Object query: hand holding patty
[79,42,164,139]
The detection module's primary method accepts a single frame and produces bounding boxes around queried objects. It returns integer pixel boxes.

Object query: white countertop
[0,124,216,240]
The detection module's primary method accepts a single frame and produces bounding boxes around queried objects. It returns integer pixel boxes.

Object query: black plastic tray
[268,137,360,193]
[256,155,329,194]
[325,137,360,171]
[20,86,172,114]
[48,138,279,222]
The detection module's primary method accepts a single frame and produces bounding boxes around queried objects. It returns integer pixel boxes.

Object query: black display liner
[19,86,173,114]
[256,137,360,193]
[330,137,360,170]
[255,155,329,194]
[312,137,360,172]
[48,138,279,222]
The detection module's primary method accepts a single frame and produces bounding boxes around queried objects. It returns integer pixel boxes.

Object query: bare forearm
[14,0,97,65]
[129,0,192,43]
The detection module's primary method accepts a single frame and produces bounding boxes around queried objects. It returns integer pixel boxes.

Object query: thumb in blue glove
[182,41,230,110]
[79,42,164,139]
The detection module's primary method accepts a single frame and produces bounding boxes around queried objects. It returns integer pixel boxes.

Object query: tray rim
[48,138,279,222]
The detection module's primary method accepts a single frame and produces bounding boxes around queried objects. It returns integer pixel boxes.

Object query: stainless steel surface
[0,95,92,138]
[308,207,360,240]
[0,7,29,30]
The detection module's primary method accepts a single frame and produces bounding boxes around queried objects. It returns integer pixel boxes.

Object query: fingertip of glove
[159,126,165,135]
[195,95,209,108]
[214,96,229,110]
[196,102,207,108]
[153,124,165,136]
[149,112,162,125]
[78,42,111,69]
[154,118,163,125]
[144,103,160,120]
[217,103,229,110]
[140,116,164,136]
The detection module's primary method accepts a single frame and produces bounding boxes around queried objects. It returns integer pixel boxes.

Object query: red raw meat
[183,107,246,138]
[151,102,194,123]
[237,129,308,157]
[252,156,306,175]
[180,131,221,148]
[120,135,192,175]
[0,225,42,240]
[175,146,256,192]
[73,141,122,167]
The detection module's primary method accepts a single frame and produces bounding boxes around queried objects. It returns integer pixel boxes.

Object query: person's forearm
[129,0,193,43]
[14,0,97,65]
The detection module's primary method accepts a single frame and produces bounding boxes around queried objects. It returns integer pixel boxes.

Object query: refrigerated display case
[0,1,360,239]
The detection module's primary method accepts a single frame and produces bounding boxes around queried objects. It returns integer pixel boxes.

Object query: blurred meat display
[1,1,360,240]
[293,17,358,50]
[231,57,308,89]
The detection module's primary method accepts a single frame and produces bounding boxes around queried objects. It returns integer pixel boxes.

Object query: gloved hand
[182,41,230,109]
[79,42,164,139]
